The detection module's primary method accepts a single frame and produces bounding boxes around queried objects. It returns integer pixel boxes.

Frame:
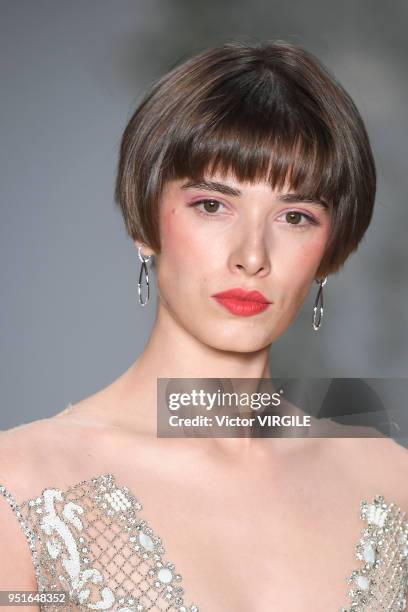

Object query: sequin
[1,474,408,611]
[0,474,199,611]
[340,494,408,611]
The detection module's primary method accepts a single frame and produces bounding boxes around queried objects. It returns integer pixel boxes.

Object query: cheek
[286,228,329,271]
[160,208,188,261]
[299,239,326,269]
[275,234,328,305]
[159,208,210,279]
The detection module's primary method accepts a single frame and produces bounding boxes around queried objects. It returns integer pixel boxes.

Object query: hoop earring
[138,245,152,307]
[312,276,328,331]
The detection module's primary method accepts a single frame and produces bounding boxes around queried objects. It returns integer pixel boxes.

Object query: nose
[228,235,271,277]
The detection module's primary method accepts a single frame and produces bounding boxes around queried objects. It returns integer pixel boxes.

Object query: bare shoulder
[0,417,64,592]
[0,406,112,596]
[330,431,408,511]
[341,431,408,471]
[0,410,98,503]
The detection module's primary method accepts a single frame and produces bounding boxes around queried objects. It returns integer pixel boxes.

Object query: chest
[115,467,363,612]
[17,465,408,612]
[35,428,408,611]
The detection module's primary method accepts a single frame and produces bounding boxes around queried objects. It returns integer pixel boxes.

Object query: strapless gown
[1,412,408,612]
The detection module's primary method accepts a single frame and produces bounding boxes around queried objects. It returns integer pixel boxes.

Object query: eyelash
[189,199,320,228]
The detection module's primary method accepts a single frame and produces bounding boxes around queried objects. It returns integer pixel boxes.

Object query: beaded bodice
[1,472,408,612]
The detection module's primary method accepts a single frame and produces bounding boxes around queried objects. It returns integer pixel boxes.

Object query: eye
[279,210,319,228]
[190,199,227,216]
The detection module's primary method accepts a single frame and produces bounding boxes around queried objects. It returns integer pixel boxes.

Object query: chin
[194,326,274,354]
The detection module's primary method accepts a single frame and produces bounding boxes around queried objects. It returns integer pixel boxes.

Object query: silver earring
[138,245,152,306]
[312,276,328,331]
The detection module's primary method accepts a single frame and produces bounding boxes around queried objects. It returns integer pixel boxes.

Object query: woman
[1,39,407,612]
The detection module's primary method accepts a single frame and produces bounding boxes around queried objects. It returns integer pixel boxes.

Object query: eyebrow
[180,179,329,210]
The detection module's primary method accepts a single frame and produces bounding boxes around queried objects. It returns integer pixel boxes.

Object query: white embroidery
[39,486,116,609]
[367,502,388,527]
[104,488,132,513]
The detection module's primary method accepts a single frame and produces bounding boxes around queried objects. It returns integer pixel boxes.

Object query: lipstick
[212,288,272,317]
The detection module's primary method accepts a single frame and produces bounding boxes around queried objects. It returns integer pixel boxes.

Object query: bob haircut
[114,38,376,278]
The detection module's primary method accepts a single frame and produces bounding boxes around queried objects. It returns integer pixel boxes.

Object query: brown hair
[114,38,376,278]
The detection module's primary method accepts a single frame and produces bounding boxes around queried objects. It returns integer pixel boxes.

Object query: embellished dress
[1,472,408,611]
[1,401,408,611]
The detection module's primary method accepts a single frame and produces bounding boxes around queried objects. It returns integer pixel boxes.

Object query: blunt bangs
[115,39,376,278]
[164,90,337,205]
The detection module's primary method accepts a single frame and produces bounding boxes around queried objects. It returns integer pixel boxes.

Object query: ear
[134,240,156,258]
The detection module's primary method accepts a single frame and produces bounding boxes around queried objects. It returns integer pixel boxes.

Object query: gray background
[1,0,407,430]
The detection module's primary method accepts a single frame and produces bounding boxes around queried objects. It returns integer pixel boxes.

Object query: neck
[101,302,310,458]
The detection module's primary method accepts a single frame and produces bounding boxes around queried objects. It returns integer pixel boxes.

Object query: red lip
[211,288,272,317]
[212,288,271,303]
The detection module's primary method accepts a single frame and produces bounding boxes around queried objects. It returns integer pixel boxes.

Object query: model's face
[142,170,331,352]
